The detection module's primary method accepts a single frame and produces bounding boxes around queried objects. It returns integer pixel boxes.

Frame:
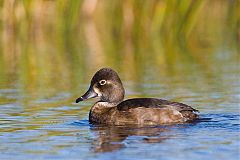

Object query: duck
[76,68,199,125]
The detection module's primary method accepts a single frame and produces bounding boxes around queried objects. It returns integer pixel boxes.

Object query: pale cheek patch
[93,86,102,96]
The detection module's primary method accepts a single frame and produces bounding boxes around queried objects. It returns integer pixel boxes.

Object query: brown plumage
[76,68,199,125]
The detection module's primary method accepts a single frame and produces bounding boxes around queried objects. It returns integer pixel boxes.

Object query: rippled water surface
[0,57,239,160]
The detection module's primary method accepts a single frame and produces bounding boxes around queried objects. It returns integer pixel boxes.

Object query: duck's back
[116,98,199,124]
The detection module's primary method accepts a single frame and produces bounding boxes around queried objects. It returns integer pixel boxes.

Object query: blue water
[1,112,239,160]
[0,86,239,160]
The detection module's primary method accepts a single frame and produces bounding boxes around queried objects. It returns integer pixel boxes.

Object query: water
[0,59,239,160]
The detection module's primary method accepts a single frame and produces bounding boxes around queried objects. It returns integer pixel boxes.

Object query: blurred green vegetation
[0,0,239,98]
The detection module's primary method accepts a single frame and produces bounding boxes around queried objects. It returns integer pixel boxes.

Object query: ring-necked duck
[76,68,199,125]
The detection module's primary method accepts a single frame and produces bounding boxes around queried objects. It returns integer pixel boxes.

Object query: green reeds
[0,0,238,97]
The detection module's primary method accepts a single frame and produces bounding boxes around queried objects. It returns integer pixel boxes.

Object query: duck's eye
[99,80,107,85]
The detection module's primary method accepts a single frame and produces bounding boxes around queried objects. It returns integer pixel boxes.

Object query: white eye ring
[99,80,107,85]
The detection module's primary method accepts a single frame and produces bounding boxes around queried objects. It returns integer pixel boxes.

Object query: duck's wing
[117,98,198,112]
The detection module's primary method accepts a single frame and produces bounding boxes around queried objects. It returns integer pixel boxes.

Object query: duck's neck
[89,101,119,124]
[91,101,118,112]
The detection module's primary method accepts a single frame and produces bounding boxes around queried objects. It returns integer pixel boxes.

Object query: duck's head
[76,68,125,104]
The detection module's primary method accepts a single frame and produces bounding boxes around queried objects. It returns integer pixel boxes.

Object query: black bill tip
[76,97,84,103]
[75,87,98,103]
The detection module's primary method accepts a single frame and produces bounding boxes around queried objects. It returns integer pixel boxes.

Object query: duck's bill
[76,88,98,103]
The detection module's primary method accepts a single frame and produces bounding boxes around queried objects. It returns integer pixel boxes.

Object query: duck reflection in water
[89,125,173,152]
